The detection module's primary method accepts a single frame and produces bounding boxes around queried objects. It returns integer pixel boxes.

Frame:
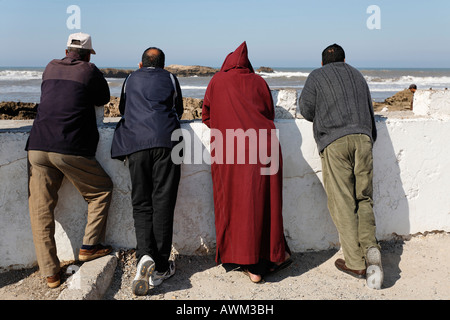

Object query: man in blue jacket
[111,47,183,296]
[299,44,383,290]
[26,32,113,289]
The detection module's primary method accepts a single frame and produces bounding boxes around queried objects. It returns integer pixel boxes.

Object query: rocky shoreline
[0,96,203,121]
[100,65,274,78]
[0,65,276,120]
[0,87,412,121]
[372,89,414,112]
[0,64,413,120]
[100,65,219,78]
[0,101,38,120]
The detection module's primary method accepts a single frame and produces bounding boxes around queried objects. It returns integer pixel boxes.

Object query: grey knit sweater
[299,62,377,152]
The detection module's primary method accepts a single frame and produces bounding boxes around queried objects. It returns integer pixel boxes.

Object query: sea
[1,66,450,104]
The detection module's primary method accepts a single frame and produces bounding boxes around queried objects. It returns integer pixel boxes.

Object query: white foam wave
[365,75,450,88]
[269,85,303,89]
[368,87,410,92]
[0,85,41,93]
[180,85,208,90]
[0,70,43,81]
[258,71,310,78]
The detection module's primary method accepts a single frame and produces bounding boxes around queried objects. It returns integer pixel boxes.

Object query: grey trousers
[320,134,380,270]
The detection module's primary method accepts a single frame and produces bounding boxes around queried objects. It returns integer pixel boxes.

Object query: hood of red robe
[220,41,255,73]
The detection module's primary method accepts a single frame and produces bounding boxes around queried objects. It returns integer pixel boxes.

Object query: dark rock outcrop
[164,65,218,77]
[256,67,274,73]
[0,101,37,120]
[101,65,219,78]
[373,89,414,112]
[180,97,203,120]
[0,97,204,120]
[100,68,133,78]
[103,96,203,120]
[101,65,275,78]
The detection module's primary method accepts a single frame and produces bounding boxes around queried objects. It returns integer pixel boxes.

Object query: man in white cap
[26,32,113,289]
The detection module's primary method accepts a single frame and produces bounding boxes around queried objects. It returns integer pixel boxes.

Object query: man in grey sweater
[299,44,383,289]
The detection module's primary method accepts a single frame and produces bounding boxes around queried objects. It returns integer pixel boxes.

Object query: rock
[0,97,204,121]
[0,88,413,122]
[164,65,218,77]
[103,96,203,120]
[100,68,133,78]
[0,101,37,120]
[57,255,117,300]
[181,97,203,120]
[373,89,413,112]
[101,65,218,78]
[384,89,413,108]
[274,89,298,119]
[256,67,274,73]
[103,96,121,117]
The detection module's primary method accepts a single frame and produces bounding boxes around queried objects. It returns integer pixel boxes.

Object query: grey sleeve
[298,75,316,122]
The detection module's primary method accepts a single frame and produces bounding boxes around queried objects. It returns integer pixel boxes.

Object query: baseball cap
[67,32,96,54]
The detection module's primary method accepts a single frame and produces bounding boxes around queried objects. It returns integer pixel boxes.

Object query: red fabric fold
[202,42,288,265]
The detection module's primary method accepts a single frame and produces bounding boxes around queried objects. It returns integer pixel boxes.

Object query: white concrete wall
[1,90,450,271]
[413,89,450,118]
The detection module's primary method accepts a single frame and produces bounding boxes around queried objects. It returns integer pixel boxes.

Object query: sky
[1,0,449,68]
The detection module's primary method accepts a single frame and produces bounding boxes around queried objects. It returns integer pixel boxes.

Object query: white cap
[67,32,96,54]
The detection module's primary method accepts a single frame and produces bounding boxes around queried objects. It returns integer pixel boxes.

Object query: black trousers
[128,148,181,272]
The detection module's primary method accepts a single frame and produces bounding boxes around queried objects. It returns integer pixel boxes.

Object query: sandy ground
[0,232,449,301]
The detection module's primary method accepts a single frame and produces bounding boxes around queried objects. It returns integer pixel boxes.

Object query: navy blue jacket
[110,67,183,160]
[26,51,110,156]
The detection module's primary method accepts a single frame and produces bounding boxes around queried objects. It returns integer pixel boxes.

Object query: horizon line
[2,65,450,70]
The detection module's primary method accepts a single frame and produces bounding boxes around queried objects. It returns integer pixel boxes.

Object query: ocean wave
[368,87,410,92]
[258,71,310,78]
[0,70,43,81]
[365,75,450,87]
[180,85,208,90]
[0,85,41,93]
[268,85,304,89]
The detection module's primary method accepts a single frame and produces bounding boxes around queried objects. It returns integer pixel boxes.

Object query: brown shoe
[335,258,366,279]
[79,244,112,262]
[47,273,61,288]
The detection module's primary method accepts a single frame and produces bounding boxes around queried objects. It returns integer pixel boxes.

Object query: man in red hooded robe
[202,42,291,282]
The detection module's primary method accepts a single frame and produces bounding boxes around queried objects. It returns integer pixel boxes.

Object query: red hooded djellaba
[202,42,291,279]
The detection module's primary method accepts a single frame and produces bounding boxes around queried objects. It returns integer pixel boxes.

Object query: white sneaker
[366,247,383,290]
[132,255,155,296]
[149,260,175,287]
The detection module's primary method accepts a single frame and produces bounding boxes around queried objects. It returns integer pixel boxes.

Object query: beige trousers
[320,134,380,270]
[28,150,113,277]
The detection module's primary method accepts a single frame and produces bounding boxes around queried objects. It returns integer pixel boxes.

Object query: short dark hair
[322,44,345,66]
[67,47,90,61]
[141,47,165,68]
